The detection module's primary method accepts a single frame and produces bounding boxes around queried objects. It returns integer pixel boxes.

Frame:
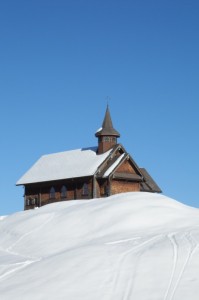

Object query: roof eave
[95,129,120,137]
[16,174,95,187]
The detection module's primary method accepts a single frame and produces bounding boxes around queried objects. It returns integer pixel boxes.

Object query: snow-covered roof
[103,153,126,177]
[95,127,102,134]
[16,147,112,185]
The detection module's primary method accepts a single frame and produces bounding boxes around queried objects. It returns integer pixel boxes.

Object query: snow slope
[0,192,199,300]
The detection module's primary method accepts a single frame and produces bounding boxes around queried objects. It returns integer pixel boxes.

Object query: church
[16,106,162,210]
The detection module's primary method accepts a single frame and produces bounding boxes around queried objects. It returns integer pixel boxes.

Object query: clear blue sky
[0,0,199,215]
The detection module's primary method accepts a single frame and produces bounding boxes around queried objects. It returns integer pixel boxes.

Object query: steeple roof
[95,105,120,137]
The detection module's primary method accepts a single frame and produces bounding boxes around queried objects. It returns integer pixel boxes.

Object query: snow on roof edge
[103,153,126,177]
[16,147,112,186]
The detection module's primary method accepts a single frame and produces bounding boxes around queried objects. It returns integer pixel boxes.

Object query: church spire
[95,105,120,154]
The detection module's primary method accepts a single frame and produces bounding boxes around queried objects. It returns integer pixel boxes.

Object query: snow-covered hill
[0,192,199,300]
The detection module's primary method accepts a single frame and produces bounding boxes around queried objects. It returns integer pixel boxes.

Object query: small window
[82,183,89,196]
[50,187,56,199]
[103,136,110,142]
[31,198,36,205]
[111,137,116,143]
[26,198,30,206]
[61,185,67,198]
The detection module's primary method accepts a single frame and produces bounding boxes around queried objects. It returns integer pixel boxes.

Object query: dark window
[26,198,37,207]
[49,187,56,199]
[103,136,110,142]
[82,183,89,196]
[61,185,67,198]
[103,136,116,143]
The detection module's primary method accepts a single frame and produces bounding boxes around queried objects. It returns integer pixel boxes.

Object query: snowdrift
[0,192,199,300]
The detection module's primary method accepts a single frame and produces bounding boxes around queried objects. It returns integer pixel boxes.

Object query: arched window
[49,187,56,199]
[31,198,36,205]
[26,198,30,206]
[61,185,67,198]
[82,183,89,196]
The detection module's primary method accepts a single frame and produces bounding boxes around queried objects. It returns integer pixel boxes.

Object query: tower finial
[106,96,110,107]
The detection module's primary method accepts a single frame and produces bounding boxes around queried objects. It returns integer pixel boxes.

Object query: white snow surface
[16,147,111,185]
[0,192,199,300]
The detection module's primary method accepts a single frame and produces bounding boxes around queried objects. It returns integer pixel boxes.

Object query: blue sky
[0,0,199,215]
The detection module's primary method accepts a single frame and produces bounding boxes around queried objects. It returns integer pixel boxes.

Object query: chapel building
[17,106,162,210]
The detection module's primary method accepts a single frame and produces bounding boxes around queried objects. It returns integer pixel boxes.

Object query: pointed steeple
[95,105,120,138]
[95,105,120,154]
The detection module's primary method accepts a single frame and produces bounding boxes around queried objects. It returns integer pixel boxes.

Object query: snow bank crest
[0,192,199,300]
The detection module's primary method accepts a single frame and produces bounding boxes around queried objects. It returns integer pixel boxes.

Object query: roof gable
[97,144,142,179]
[103,153,126,177]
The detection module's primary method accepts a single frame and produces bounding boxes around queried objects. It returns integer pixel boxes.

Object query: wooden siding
[111,180,140,195]
[98,179,109,197]
[98,138,117,154]
[95,180,101,198]
[24,177,93,210]
[116,159,137,174]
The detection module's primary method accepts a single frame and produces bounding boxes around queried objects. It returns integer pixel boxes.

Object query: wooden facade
[17,106,161,210]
